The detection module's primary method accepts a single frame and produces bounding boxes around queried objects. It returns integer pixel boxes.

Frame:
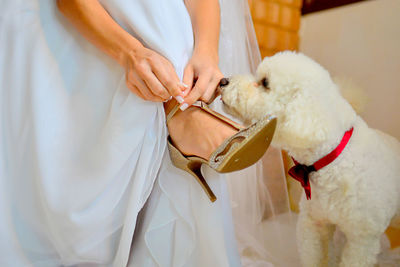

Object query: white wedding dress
[0,0,295,266]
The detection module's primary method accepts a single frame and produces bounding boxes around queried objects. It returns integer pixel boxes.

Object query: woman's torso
[0,0,195,266]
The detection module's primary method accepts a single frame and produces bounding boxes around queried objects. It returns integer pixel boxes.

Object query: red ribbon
[288,127,354,200]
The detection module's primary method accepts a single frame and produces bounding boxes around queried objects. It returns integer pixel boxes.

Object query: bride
[0,0,292,266]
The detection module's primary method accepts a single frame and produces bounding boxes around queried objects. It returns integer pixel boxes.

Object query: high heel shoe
[166,100,276,202]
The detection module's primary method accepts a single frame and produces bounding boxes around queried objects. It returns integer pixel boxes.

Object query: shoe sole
[213,116,277,173]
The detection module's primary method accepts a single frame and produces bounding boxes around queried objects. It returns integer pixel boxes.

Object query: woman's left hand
[181,49,223,109]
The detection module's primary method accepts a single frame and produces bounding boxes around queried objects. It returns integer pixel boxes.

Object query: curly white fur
[221,51,400,267]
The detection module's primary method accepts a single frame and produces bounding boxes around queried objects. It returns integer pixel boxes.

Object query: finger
[138,67,171,100]
[150,60,185,98]
[182,73,211,108]
[127,71,164,102]
[182,64,194,96]
[126,80,146,100]
[128,71,155,100]
[201,74,224,103]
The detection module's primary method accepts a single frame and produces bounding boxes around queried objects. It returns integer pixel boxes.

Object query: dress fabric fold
[1,0,292,266]
[0,0,242,266]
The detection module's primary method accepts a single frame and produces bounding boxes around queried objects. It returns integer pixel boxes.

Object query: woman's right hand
[57,0,186,103]
[121,46,187,102]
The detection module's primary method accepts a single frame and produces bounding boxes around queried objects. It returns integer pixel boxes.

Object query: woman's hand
[57,0,186,102]
[181,49,223,108]
[181,0,222,110]
[122,46,186,102]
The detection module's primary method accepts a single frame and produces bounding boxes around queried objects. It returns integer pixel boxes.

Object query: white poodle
[220,51,400,267]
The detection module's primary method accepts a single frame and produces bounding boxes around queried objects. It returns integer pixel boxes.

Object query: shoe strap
[166,83,222,123]
[192,101,244,131]
[166,101,180,123]
[166,100,244,131]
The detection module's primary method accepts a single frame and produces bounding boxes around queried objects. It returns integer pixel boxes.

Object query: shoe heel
[168,140,217,202]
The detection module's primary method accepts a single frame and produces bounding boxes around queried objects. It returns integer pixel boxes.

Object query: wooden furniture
[248,0,302,58]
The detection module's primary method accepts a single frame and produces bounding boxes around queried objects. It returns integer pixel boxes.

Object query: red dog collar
[289,127,354,200]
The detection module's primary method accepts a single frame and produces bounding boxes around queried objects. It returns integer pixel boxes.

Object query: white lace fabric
[0,1,293,266]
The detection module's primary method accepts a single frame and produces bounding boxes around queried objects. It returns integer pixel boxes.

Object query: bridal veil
[217,0,298,265]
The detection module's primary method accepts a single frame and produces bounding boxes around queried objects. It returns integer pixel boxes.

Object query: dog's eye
[260,77,269,89]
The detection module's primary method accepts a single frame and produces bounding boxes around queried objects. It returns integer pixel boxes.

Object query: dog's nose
[219,78,229,87]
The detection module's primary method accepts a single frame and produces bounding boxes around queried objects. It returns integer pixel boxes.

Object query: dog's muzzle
[219,78,229,87]
[208,78,230,104]
[218,78,229,95]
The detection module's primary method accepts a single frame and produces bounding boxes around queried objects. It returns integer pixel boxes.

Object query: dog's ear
[275,92,337,150]
[274,81,358,151]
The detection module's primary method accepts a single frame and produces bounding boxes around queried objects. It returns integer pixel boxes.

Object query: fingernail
[181,82,189,88]
[180,103,189,111]
[175,96,184,103]
[163,96,173,103]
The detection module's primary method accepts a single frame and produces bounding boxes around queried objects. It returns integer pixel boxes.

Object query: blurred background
[248,0,400,250]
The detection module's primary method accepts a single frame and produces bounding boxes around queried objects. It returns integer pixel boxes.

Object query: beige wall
[300,0,400,139]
